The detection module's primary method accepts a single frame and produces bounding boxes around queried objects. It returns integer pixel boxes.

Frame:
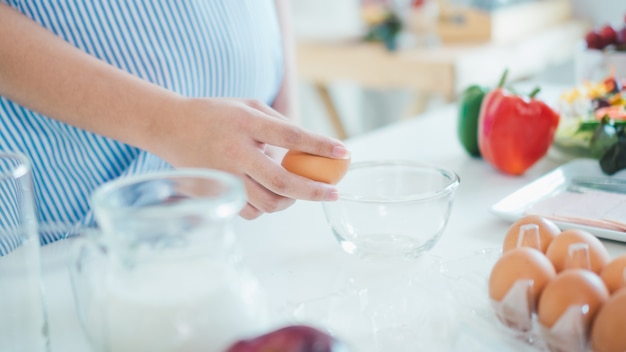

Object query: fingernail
[332,145,350,159]
[326,189,340,201]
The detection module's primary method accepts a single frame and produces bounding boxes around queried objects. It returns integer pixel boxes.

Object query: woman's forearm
[0,3,179,154]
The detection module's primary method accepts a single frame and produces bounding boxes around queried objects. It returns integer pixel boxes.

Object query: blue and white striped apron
[0,0,284,252]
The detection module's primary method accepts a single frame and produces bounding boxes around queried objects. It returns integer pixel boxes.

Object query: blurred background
[290,0,626,139]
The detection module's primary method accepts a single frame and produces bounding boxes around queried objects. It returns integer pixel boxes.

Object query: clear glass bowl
[322,161,460,259]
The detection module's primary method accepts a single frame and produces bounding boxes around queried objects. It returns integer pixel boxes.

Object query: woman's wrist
[136,93,190,162]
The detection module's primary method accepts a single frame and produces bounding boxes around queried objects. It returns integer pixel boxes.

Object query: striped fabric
[0,0,284,250]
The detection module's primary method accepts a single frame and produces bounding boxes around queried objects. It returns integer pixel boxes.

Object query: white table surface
[41,98,626,352]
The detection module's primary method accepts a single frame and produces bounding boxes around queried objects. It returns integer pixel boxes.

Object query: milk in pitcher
[83,257,268,352]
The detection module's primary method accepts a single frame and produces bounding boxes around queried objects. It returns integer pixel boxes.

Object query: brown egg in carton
[487,215,626,352]
[488,223,556,343]
[537,266,609,352]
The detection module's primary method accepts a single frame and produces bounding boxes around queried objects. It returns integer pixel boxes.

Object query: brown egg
[591,288,626,352]
[503,215,560,253]
[489,247,556,307]
[600,254,626,294]
[537,269,609,331]
[545,229,610,274]
[281,150,351,185]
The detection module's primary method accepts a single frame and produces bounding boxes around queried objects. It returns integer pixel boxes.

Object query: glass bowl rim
[336,160,460,203]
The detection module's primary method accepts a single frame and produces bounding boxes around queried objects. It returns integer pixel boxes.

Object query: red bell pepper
[478,87,560,175]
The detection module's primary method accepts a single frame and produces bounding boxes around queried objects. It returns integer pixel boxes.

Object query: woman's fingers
[241,174,296,214]
[245,104,349,159]
[243,151,339,201]
[240,203,262,220]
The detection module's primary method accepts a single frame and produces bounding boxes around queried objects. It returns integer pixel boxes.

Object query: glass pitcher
[70,169,269,352]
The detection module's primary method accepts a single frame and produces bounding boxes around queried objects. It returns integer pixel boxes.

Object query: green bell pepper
[590,115,618,159]
[457,85,488,157]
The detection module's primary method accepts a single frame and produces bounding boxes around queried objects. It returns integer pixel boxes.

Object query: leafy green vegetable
[578,119,626,133]
[590,116,618,159]
[600,126,626,175]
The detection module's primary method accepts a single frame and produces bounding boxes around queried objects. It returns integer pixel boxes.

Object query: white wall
[571,0,625,27]
[291,0,364,41]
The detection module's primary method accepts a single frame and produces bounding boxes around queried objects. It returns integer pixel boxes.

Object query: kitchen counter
[41,100,626,351]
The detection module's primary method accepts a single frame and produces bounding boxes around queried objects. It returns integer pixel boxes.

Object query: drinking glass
[0,151,49,352]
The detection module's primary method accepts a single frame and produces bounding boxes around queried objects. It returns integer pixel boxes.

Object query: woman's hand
[151,97,349,220]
